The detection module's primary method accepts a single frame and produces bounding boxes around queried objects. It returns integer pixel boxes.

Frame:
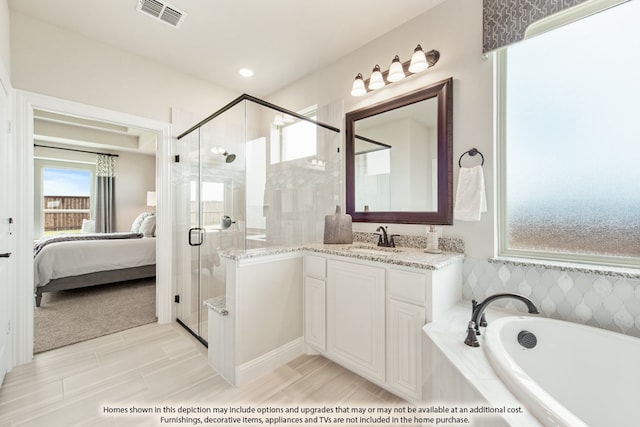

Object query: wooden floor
[0,322,414,426]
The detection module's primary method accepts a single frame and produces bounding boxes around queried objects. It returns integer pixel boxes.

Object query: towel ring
[458,148,484,168]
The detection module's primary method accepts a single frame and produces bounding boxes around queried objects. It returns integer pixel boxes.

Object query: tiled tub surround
[463,257,640,338]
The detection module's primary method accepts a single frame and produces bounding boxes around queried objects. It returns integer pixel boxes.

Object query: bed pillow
[81,219,95,233]
[139,214,156,237]
[131,212,153,233]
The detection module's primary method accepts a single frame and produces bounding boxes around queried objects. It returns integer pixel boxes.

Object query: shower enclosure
[173,95,341,343]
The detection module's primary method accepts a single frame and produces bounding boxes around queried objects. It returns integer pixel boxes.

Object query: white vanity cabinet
[327,259,386,382]
[303,250,461,403]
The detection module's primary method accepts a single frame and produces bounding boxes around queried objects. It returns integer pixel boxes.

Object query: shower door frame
[175,94,340,344]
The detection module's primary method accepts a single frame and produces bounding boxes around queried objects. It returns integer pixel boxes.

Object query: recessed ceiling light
[239,68,254,78]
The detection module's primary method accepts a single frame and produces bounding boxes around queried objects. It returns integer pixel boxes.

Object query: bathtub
[484,316,640,427]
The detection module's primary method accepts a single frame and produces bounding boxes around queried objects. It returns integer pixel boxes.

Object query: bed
[33,232,156,307]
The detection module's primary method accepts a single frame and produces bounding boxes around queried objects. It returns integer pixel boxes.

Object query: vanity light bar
[351,45,440,97]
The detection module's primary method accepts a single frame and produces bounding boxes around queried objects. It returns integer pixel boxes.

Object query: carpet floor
[34,278,157,354]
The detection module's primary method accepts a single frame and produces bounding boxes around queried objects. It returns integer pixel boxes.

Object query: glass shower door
[176,102,246,344]
[175,128,206,342]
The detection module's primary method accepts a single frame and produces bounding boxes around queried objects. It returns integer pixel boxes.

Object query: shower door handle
[188,228,205,246]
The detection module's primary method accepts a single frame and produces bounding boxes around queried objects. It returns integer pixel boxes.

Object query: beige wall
[0,0,9,78]
[114,151,156,232]
[9,11,237,126]
[268,0,494,259]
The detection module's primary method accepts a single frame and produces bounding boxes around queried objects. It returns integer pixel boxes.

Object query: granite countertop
[304,243,464,270]
[204,296,228,315]
[220,242,464,271]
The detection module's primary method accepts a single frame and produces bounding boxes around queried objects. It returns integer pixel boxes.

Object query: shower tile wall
[462,257,640,338]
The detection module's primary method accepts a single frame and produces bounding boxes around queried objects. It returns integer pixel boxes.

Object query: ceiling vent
[137,0,187,28]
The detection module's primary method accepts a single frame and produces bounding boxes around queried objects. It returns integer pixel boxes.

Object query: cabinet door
[327,260,385,382]
[304,276,326,351]
[387,299,425,400]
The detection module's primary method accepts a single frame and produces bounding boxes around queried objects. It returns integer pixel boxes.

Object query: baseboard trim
[235,337,303,386]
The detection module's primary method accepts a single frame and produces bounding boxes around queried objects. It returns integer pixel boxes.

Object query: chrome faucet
[464,293,539,347]
[375,226,398,247]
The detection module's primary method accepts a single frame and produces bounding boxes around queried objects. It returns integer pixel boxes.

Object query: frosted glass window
[501,0,640,264]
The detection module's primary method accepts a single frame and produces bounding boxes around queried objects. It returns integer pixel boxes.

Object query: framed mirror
[345,77,453,224]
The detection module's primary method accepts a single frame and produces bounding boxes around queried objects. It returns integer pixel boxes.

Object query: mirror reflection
[354,96,438,212]
[345,78,453,224]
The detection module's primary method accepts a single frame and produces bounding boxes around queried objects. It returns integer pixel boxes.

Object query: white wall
[268,0,493,259]
[9,11,238,126]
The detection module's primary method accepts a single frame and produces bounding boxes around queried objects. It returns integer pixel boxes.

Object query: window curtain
[483,0,588,53]
[95,154,116,233]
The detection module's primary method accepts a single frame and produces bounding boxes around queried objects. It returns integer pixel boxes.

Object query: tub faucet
[464,293,539,347]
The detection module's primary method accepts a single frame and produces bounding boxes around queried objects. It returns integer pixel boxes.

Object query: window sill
[489,256,640,279]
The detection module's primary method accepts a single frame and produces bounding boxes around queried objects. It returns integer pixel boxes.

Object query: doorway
[32,111,159,352]
[0,70,14,385]
[11,91,172,367]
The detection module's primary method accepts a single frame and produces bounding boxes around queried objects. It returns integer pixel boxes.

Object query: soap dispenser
[425,225,441,253]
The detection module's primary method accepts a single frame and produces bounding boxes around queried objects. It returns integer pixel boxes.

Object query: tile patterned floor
[0,322,415,427]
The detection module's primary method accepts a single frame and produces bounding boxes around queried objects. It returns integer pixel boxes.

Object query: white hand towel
[454,165,487,221]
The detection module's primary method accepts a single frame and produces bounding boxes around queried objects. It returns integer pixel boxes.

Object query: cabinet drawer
[305,254,326,278]
[388,269,426,305]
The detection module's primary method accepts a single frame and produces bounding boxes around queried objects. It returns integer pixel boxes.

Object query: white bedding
[34,237,156,289]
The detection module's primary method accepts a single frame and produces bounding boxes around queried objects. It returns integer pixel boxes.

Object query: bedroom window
[498,0,640,267]
[42,167,92,235]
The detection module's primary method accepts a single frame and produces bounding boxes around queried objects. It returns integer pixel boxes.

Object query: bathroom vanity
[303,244,462,403]
[205,242,463,403]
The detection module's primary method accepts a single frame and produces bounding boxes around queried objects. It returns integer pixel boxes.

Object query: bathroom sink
[346,245,403,255]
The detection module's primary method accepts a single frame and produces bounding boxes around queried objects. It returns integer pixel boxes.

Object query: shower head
[223,152,236,163]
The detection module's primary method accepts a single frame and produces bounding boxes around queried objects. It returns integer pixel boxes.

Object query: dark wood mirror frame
[345,77,453,224]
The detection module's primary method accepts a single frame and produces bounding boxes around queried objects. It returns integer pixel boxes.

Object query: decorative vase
[323,205,353,244]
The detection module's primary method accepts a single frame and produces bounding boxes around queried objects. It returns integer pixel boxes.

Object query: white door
[0,76,13,386]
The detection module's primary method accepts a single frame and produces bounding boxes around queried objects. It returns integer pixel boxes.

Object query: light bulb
[387,55,405,82]
[350,73,366,96]
[409,44,428,73]
[368,65,385,90]
[238,68,254,77]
